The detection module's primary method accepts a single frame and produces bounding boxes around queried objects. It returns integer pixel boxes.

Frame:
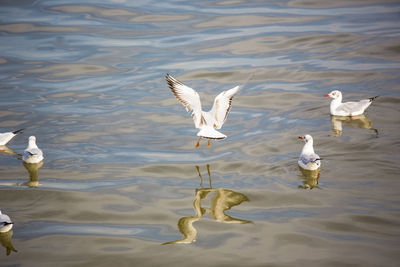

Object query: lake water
[1,0,400,266]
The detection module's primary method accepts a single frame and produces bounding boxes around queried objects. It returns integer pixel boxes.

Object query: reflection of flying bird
[194,164,251,224]
[330,114,378,137]
[163,165,252,244]
[0,211,13,233]
[22,136,44,163]
[162,216,201,245]
[324,90,378,116]
[165,74,240,147]
[298,135,321,171]
[162,191,204,245]
[0,129,23,146]
[0,229,18,256]
[202,188,252,224]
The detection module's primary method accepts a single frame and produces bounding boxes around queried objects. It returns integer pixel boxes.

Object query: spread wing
[166,74,203,128]
[210,86,239,129]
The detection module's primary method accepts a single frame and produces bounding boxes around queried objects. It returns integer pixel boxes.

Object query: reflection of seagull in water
[298,167,320,190]
[202,188,251,224]
[17,161,44,187]
[0,229,17,256]
[163,164,252,244]
[165,74,243,148]
[196,165,251,224]
[162,191,204,245]
[324,90,378,116]
[298,135,321,171]
[0,129,23,146]
[0,145,18,156]
[330,114,378,137]
[22,136,44,164]
[0,211,13,233]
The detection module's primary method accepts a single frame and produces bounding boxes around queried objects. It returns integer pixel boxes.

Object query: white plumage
[0,129,23,146]
[22,136,44,164]
[166,74,240,147]
[0,210,13,233]
[298,135,321,171]
[325,90,378,116]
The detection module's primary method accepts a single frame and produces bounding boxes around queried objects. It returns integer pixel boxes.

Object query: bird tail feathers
[197,127,226,140]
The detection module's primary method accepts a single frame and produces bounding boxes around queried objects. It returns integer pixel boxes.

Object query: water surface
[1,0,400,266]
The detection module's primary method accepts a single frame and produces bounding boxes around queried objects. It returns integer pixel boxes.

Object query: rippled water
[1,0,400,266]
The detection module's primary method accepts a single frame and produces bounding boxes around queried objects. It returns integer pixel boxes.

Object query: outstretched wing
[210,86,239,129]
[166,74,203,128]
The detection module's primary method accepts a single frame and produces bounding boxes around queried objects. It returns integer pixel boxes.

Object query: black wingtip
[311,158,322,162]
[369,95,379,102]
[12,128,24,135]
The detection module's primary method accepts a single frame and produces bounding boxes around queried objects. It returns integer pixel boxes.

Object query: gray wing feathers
[338,100,372,114]
[300,153,320,165]
[24,148,42,158]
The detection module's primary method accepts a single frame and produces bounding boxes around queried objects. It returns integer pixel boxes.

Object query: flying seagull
[166,74,241,147]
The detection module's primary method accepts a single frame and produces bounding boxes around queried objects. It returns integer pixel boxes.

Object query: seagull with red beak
[298,135,321,171]
[324,90,378,116]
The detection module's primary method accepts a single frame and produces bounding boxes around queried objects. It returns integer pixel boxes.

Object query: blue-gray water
[1,0,400,266]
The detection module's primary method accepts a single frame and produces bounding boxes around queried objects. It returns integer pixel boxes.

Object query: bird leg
[207,139,210,147]
[195,137,201,148]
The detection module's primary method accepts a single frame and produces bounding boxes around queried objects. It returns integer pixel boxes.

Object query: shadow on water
[163,164,252,245]
[329,114,378,137]
[0,229,17,256]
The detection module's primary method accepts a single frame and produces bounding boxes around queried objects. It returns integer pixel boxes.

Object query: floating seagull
[0,129,23,146]
[0,210,13,233]
[22,136,44,164]
[324,90,379,116]
[166,74,240,147]
[298,135,321,171]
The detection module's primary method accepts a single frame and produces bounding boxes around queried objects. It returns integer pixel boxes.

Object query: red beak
[298,136,303,139]
[324,94,330,97]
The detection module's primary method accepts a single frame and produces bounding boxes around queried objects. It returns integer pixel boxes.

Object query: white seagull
[0,210,13,233]
[298,135,321,171]
[22,136,44,164]
[166,74,240,147]
[324,90,379,116]
[0,129,23,146]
